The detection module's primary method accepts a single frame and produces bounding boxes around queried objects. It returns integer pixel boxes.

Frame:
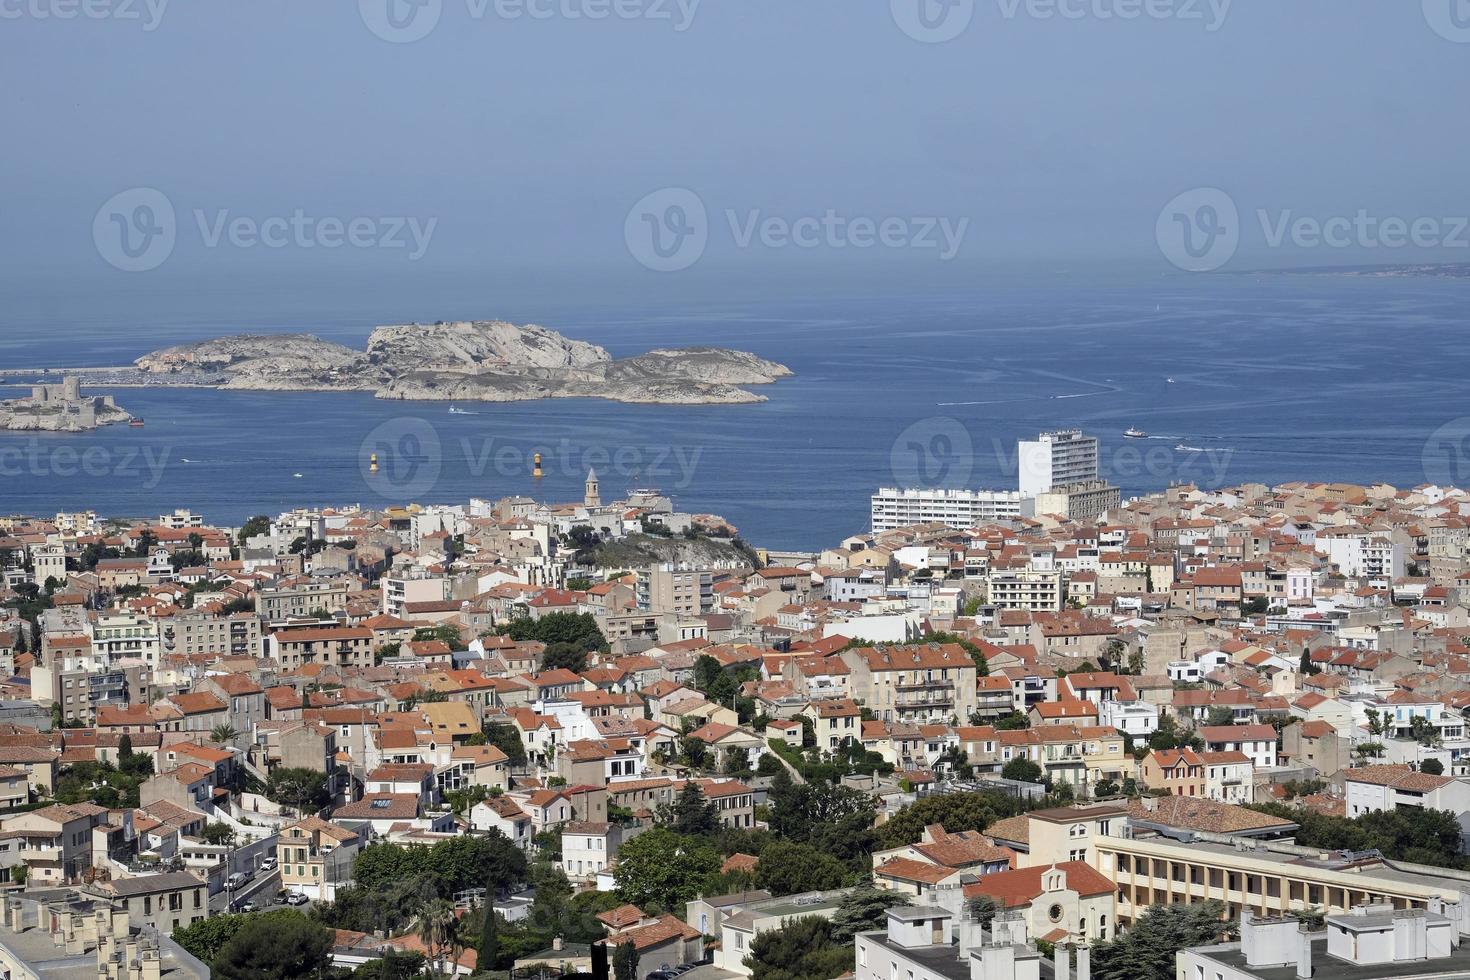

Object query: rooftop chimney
[1055,944,1070,980]
[1296,925,1312,980]
[1076,944,1091,980]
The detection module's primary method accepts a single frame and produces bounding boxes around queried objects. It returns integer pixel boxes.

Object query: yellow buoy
[533,452,543,478]
[370,452,379,473]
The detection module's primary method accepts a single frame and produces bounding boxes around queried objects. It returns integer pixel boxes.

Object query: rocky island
[133,320,793,405]
[0,377,133,432]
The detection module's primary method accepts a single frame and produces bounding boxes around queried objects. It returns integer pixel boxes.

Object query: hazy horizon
[4,0,1469,313]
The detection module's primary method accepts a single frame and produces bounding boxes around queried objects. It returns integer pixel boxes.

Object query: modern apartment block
[161,610,261,657]
[1018,430,1100,497]
[636,564,714,616]
[1031,480,1121,522]
[870,488,1032,533]
[258,578,351,620]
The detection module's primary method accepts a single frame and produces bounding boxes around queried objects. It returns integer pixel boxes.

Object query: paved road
[212,870,282,914]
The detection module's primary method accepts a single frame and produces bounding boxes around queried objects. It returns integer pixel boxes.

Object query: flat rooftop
[1194,938,1470,980]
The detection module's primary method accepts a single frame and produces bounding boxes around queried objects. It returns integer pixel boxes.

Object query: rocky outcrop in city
[134,320,792,404]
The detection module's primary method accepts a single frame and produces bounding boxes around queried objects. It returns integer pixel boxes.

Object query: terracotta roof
[963,861,1113,907]
[873,857,959,885]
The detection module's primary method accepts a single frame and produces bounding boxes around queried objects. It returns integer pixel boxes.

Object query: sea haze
[2,274,1468,551]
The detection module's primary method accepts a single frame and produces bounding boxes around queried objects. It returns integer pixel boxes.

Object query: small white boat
[1124,428,1147,439]
[448,405,476,415]
[293,472,304,478]
[1166,377,1177,384]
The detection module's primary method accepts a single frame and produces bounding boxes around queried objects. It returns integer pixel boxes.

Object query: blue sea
[3,272,1469,551]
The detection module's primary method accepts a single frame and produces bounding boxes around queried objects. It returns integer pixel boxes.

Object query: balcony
[895,678,955,691]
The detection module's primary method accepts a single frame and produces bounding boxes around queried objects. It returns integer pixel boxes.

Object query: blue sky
[3,0,1469,304]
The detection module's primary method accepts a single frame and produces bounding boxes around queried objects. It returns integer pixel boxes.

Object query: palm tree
[210,723,240,746]
[417,899,458,978]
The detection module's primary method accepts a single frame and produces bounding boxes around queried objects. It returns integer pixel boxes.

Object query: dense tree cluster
[1248,801,1470,869]
[1092,901,1229,980]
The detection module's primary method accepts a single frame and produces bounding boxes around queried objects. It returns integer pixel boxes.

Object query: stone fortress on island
[0,376,132,432]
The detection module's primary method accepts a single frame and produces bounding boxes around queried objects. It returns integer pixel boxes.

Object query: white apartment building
[381,574,450,617]
[90,612,161,668]
[1018,430,1099,497]
[1316,529,1405,581]
[870,488,1032,533]
[987,569,1062,611]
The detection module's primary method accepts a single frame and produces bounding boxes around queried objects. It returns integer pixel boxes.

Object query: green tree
[744,916,852,980]
[237,515,271,547]
[265,767,330,812]
[613,829,721,912]
[499,611,609,653]
[994,711,1030,731]
[662,782,719,837]
[201,821,237,846]
[829,884,905,942]
[211,723,240,746]
[876,791,1020,848]
[1092,900,1228,980]
[1421,758,1445,776]
[754,841,850,896]
[417,899,460,978]
[1001,758,1043,783]
[540,641,589,674]
[211,911,333,980]
[613,939,640,980]
[478,905,499,969]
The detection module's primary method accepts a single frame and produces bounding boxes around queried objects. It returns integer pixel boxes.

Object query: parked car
[260,857,278,872]
[240,902,258,913]
[226,872,249,890]
[285,892,310,906]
